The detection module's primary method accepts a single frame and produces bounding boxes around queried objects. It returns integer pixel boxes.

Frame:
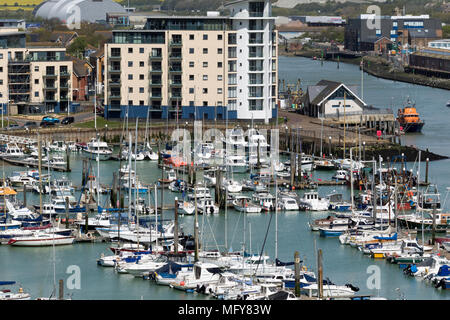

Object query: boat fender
[302,266,307,271]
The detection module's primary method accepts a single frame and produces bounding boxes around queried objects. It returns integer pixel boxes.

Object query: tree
[67,37,87,59]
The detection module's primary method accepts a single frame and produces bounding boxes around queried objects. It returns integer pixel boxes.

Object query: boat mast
[128,133,132,223]
[134,119,139,249]
[154,184,158,248]
[96,133,100,213]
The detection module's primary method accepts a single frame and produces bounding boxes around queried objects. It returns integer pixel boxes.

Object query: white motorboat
[252,193,277,212]
[0,282,31,300]
[187,186,211,201]
[169,262,223,291]
[233,196,262,213]
[0,143,25,159]
[299,192,329,211]
[178,200,195,215]
[82,138,112,161]
[197,198,219,215]
[279,197,299,211]
[332,170,348,180]
[225,155,248,173]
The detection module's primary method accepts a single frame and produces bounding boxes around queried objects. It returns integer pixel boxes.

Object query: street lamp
[329,136,332,158]
[363,141,366,161]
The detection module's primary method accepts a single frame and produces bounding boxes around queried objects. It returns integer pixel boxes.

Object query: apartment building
[345,15,442,52]
[0,29,73,115]
[104,0,278,123]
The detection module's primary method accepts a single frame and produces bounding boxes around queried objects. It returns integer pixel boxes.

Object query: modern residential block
[103,0,278,123]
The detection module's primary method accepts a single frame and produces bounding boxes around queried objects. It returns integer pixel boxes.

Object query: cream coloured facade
[0,28,73,115]
[104,0,278,123]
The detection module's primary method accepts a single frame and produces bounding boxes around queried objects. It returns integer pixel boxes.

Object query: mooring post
[23,185,26,208]
[318,249,323,300]
[59,279,64,300]
[65,196,69,229]
[174,197,179,254]
[294,251,301,297]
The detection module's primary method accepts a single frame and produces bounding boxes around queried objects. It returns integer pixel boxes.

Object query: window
[189,75,194,80]
[217,88,222,94]
[203,48,208,54]
[35,91,39,97]
[218,75,223,81]
[203,62,208,67]
[128,74,133,80]
[139,48,144,53]
[189,61,194,67]
[129,87,133,93]
[139,87,144,93]
[128,61,133,67]
[128,48,133,53]
[203,101,208,106]
[140,61,144,67]
[218,48,223,54]
[203,75,208,81]
[128,100,133,105]
[189,48,194,54]
[203,34,208,40]
[217,62,222,68]
[218,34,222,40]
[202,88,208,94]
[189,34,194,40]
[35,79,39,84]
[189,88,194,94]
[139,74,144,80]
[189,101,195,106]
[0,53,3,59]
[228,87,236,98]
[139,100,144,105]
[34,66,39,72]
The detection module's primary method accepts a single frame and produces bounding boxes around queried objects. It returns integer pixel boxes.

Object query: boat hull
[8,236,75,246]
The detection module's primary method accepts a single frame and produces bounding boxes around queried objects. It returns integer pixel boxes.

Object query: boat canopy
[437,265,450,277]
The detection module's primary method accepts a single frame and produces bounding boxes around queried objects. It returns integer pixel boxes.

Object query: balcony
[108,67,121,73]
[149,54,162,61]
[169,66,182,73]
[60,96,70,101]
[60,71,70,77]
[109,79,121,87]
[44,84,57,91]
[44,97,57,103]
[149,79,162,86]
[169,93,182,99]
[169,40,182,47]
[109,54,121,60]
[109,92,121,99]
[150,93,162,99]
[170,79,182,86]
[43,73,57,79]
[169,53,182,60]
[60,82,70,89]
[150,67,162,73]
[249,11,264,18]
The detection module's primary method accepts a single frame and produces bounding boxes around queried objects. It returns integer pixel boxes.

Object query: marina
[1,57,449,302]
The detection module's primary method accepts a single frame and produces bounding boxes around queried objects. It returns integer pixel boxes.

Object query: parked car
[41,116,60,124]
[40,121,56,128]
[23,121,38,129]
[6,124,20,131]
[61,116,74,125]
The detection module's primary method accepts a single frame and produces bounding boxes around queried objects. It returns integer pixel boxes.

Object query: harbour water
[1,56,449,300]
